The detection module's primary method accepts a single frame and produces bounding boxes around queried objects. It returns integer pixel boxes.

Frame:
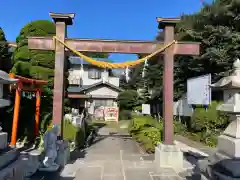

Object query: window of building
[88,68,101,79]
[94,99,113,107]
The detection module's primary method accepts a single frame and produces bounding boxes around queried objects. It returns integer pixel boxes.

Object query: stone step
[174,140,209,158]
[0,155,26,180]
[0,147,19,170]
[21,149,42,177]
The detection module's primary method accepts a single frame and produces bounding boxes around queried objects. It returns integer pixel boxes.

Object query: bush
[182,101,230,147]
[119,110,132,120]
[117,90,139,110]
[129,101,229,150]
[129,115,156,134]
[129,115,161,153]
[63,120,85,149]
[174,120,187,135]
[191,101,229,132]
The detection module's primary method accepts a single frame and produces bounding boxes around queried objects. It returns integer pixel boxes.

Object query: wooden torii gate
[28,13,199,145]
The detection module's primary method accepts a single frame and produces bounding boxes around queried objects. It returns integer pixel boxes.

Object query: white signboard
[187,74,211,105]
[142,104,151,115]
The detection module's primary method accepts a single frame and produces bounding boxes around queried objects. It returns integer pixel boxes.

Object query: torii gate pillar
[155,18,184,170]
[50,13,75,137]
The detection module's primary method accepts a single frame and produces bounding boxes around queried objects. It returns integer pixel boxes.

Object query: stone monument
[39,125,61,172]
[199,58,240,180]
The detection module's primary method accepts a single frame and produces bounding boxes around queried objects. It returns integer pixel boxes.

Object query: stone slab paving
[55,127,201,180]
[175,135,215,156]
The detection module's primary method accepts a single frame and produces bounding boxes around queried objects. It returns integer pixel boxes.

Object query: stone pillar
[50,13,75,137]
[154,18,183,170]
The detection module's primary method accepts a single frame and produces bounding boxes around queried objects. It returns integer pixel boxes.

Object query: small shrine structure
[9,73,48,146]
[200,58,240,179]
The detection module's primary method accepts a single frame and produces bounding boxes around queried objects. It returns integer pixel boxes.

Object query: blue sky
[1,0,211,62]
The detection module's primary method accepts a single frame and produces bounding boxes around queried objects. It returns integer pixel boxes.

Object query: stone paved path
[56,127,200,180]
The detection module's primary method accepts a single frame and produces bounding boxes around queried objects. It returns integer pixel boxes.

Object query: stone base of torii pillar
[155,144,183,170]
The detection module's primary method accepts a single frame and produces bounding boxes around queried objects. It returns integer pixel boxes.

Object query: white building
[67,56,122,115]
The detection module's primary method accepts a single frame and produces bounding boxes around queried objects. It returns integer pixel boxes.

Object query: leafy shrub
[74,128,85,149]
[63,120,85,149]
[119,110,132,120]
[129,115,162,153]
[191,101,229,132]
[136,133,155,153]
[129,115,156,134]
[174,120,187,135]
[134,105,142,112]
[184,101,230,147]
[141,127,161,146]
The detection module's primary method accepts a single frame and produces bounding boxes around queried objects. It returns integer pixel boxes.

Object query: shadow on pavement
[31,171,76,180]
[181,152,202,180]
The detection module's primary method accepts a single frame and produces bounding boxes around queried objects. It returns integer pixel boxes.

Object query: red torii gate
[28,13,200,145]
[9,73,47,146]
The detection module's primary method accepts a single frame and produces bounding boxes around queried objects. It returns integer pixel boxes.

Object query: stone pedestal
[0,155,26,180]
[154,143,183,170]
[56,140,70,167]
[0,132,8,150]
[22,150,41,177]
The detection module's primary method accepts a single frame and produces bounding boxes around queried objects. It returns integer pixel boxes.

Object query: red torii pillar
[35,89,41,137]
[10,79,22,146]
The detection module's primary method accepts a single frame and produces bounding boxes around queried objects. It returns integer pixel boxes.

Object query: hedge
[128,101,230,153]
[128,115,187,153]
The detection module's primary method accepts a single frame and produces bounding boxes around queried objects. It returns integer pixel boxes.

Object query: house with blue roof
[67,56,122,115]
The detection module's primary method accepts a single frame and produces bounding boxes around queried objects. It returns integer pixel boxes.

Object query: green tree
[0,27,11,72]
[11,20,55,81]
[176,0,240,97]
[117,90,139,110]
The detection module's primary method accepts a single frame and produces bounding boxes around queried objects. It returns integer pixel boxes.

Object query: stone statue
[41,125,61,171]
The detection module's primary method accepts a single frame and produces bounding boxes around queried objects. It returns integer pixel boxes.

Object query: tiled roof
[0,70,18,84]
